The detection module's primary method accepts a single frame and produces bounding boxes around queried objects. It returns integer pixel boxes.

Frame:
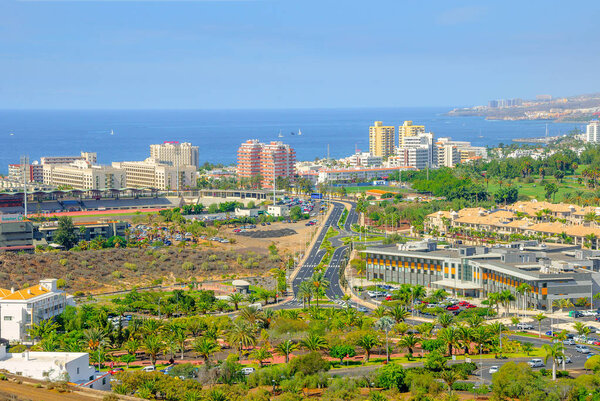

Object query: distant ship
[298,129,302,136]
[110,129,114,136]
[278,130,283,138]
[9,132,14,136]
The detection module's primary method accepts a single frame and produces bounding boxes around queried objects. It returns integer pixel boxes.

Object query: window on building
[77,367,80,374]
[3,316,12,321]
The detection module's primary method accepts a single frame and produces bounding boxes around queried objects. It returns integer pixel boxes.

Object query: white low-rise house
[0,279,68,342]
[268,205,290,217]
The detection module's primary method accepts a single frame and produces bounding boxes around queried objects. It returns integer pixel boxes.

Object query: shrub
[123,262,137,272]
[56,278,67,288]
[289,352,330,376]
[103,394,120,401]
[375,363,408,391]
[182,262,194,271]
[452,382,474,391]
[59,259,68,266]
[450,362,477,377]
[112,271,124,279]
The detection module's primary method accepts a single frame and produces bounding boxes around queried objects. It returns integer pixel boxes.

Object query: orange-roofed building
[0,279,68,342]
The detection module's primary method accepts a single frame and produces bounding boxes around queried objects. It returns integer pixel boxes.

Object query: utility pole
[20,155,29,217]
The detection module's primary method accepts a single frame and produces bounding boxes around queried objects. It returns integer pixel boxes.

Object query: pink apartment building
[237,140,296,188]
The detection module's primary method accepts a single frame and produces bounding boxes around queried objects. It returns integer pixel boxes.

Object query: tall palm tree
[438,326,459,356]
[310,272,330,308]
[300,333,328,351]
[228,293,245,311]
[372,306,387,319]
[416,322,434,339]
[274,340,298,364]
[143,335,163,367]
[542,343,565,381]
[457,326,474,355]
[374,316,395,362]
[250,346,273,367]
[28,319,59,343]
[296,281,313,309]
[192,337,220,367]
[397,333,419,360]
[516,283,532,315]
[533,313,547,338]
[356,333,380,363]
[499,290,516,316]
[142,319,163,336]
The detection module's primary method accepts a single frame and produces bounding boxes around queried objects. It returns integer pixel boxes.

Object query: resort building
[398,120,426,147]
[42,160,125,191]
[586,121,600,143]
[369,121,395,158]
[40,152,97,166]
[150,141,200,168]
[316,166,415,184]
[236,140,296,189]
[424,201,600,249]
[0,279,68,342]
[364,240,597,309]
[112,159,196,191]
[388,146,432,170]
[340,152,383,168]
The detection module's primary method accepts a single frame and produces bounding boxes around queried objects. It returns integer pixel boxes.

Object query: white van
[141,366,156,372]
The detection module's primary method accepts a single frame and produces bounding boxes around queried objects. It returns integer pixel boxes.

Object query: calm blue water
[0,108,585,174]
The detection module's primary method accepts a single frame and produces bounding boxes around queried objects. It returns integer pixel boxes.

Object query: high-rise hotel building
[369,121,395,158]
[237,140,296,189]
[149,142,199,168]
[398,120,426,147]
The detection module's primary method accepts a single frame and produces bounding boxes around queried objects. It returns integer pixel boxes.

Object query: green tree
[356,333,380,363]
[275,340,299,364]
[329,344,356,364]
[28,319,59,342]
[54,216,78,249]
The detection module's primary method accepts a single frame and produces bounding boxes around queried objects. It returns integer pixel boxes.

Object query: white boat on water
[278,130,283,138]
[298,129,302,136]
[110,129,114,135]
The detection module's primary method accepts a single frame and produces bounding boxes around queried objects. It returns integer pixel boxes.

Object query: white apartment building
[435,143,461,167]
[113,159,196,190]
[0,345,111,390]
[150,142,199,168]
[388,146,432,170]
[586,121,600,143]
[398,120,426,147]
[341,152,383,168]
[317,166,416,184]
[42,160,125,190]
[0,279,67,342]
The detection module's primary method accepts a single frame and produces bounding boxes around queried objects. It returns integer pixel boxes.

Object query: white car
[527,359,544,368]
[489,366,499,374]
[516,323,534,330]
[241,367,255,375]
[576,345,591,354]
[557,356,572,364]
[142,366,156,372]
[581,310,597,317]
[563,339,576,346]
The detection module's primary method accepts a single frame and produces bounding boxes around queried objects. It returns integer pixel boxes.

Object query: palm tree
[28,319,59,342]
[228,321,256,356]
[397,334,419,360]
[457,326,474,355]
[436,313,454,328]
[171,328,187,360]
[499,290,516,316]
[388,305,410,323]
[356,333,380,363]
[533,313,547,338]
[143,335,163,367]
[373,306,387,319]
[487,292,502,316]
[440,369,461,393]
[542,343,565,381]
[465,315,484,328]
[374,316,395,362]
[142,319,163,335]
[416,322,434,339]
[438,326,459,356]
[192,337,220,366]
[300,333,328,351]
[228,293,245,311]
[516,283,532,315]
[250,346,273,367]
[275,340,298,364]
[296,281,313,309]
[310,272,330,308]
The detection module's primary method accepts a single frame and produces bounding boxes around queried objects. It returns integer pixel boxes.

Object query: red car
[385,296,393,301]
[593,341,600,346]
[109,368,124,375]
[465,304,477,309]
[233,229,241,233]
[458,301,469,306]
[447,305,460,311]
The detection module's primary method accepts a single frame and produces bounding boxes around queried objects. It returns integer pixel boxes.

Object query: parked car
[109,368,124,375]
[446,305,460,311]
[527,359,545,368]
[556,356,572,364]
[465,304,477,309]
[241,367,255,375]
[587,326,599,333]
[489,366,499,374]
[563,339,576,346]
[142,366,156,372]
[517,323,534,330]
[576,344,591,353]
[545,331,557,336]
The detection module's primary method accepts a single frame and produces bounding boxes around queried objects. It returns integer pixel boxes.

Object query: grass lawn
[486,172,593,203]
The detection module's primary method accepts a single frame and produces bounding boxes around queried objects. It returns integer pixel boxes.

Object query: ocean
[0,108,586,174]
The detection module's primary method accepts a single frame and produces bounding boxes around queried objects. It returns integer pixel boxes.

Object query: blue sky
[0,0,598,109]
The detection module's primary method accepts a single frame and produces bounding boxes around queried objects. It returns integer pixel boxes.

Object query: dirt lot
[228,219,322,257]
[0,381,104,401]
[0,246,281,294]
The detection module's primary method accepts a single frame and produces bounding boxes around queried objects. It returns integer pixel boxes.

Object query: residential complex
[364,240,596,309]
[236,140,296,189]
[112,159,196,190]
[150,141,200,168]
[398,120,426,147]
[316,166,415,184]
[425,201,600,249]
[586,120,600,143]
[369,121,395,158]
[340,152,383,168]
[0,279,68,342]
[42,160,126,190]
